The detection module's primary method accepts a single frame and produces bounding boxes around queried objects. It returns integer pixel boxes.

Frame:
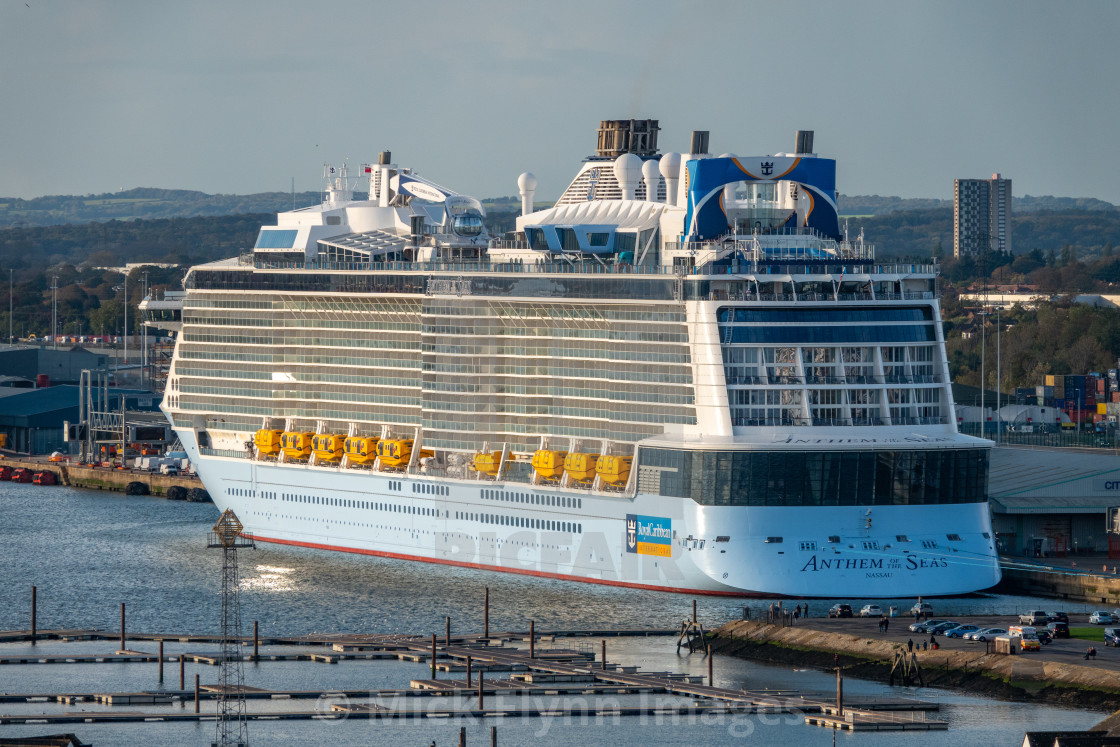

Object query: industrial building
[0,345,109,385]
[0,386,161,455]
[988,445,1120,558]
[954,173,1011,257]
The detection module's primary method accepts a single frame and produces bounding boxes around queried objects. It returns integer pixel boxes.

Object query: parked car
[859,604,883,618]
[1104,628,1120,647]
[1019,635,1042,652]
[909,619,951,633]
[944,624,980,639]
[926,621,960,635]
[965,627,1007,642]
[910,602,933,616]
[1090,611,1114,625]
[1046,622,1070,639]
[160,463,180,476]
[1019,610,1049,626]
[828,604,854,618]
[1047,611,1069,624]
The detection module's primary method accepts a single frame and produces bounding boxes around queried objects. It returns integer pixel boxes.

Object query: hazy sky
[2,1,1118,203]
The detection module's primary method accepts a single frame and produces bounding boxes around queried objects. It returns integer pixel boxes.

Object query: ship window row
[183,329,420,350]
[421,344,690,364]
[454,511,581,534]
[424,423,665,448]
[412,483,449,496]
[421,326,688,344]
[718,307,932,324]
[422,362,693,384]
[179,346,420,368]
[271,490,448,518]
[422,379,695,405]
[424,401,695,423]
[177,366,420,388]
[424,301,685,323]
[421,407,696,428]
[481,489,582,510]
[179,398,421,425]
[424,325,689,343]
[180,383,421,407]
[187,269,684,301]
[183,314,421,333]
[720,325,937,345]
[638,448,988,506]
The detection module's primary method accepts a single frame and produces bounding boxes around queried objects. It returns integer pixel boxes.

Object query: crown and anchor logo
[760,161,774,176]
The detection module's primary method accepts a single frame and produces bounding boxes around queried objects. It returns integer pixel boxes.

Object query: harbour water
[0,483,1106,744]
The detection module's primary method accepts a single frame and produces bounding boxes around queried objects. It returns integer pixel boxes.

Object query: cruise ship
[159,120,1001,597]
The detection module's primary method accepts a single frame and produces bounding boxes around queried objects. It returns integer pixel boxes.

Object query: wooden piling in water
[708,645,713,686]
[431,633,437,680]
[601,640,606,671]
[836,668,843,717]
[491,725,497,747]
[484,586,489,639]
[158,640,164,683]
[446,615,451,647]
[529,620,535,659]
[692,599,697,623]
[466,655,472,686]
[194,674,199,713]
[179,654,185,690]
[119,603,125,651]
[30,586,36,646]
[478,671,484,710]
[253,620,259,662]
[459,725,466,747]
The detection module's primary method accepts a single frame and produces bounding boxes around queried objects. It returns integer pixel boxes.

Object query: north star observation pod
[682,154,839,242]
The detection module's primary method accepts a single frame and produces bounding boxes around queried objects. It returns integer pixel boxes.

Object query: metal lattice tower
[207,509,254,747]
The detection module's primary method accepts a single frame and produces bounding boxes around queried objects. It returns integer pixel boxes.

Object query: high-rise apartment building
[954,174,1011,257]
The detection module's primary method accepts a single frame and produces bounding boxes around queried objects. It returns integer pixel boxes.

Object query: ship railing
[725,374,943,386]
[731,415,949,427]
[240,253,938,278]
[200,447,250,459]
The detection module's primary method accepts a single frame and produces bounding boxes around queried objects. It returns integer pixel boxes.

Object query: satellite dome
[517,172,537,191]
[658,152,682,178]
[612,153,642,183]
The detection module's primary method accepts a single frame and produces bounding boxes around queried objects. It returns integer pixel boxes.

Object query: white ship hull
[182,433,1001,597]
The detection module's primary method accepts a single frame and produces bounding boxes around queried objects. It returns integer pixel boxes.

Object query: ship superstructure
[161,122,1000,596]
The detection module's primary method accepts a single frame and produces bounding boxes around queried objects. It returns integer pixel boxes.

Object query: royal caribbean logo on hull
[626,514,672,557]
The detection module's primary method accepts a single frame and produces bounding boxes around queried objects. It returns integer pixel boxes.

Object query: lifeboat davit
[562,452,597,482]
[531,450,567,481]
[376,439,432,468]
[312,433,345,462]
[254,429,283,456]
[280,431,314,460]
[595,455,632,486]
[472,451,503,477]
[344,436,379,465]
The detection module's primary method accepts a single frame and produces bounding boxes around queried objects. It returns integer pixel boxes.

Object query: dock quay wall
[0,455,209,500]
[997,565,1120,606]
[711,620,1120,709]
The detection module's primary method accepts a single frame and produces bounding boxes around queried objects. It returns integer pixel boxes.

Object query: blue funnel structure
[682,155,839,242]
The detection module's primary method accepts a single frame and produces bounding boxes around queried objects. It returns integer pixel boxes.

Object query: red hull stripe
[252,534,757,598]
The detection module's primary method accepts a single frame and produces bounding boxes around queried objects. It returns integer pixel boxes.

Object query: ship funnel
[377,151,393,207]
[690,131,709,156]
[795,130,814,154]
[517,172,537,216]
[378,151,392,165]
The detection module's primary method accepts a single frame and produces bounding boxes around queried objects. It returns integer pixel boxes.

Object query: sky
[1,0,1118,204]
